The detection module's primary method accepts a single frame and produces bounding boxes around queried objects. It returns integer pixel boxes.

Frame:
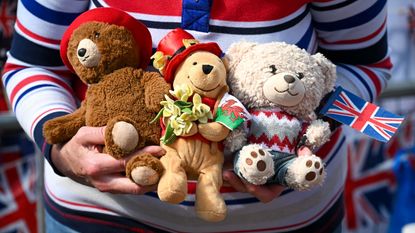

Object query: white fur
[285,154,326,191]
[224,126,247,154]
[305,119,331,148]
[236,144,275,185]
[225,41,337,120]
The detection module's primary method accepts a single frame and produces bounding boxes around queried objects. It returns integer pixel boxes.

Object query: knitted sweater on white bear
[247,108,307,154]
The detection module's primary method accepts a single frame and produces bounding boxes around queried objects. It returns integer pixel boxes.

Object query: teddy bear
[42,8,170,186]
[224,41,337,191]
[151,28,249,222]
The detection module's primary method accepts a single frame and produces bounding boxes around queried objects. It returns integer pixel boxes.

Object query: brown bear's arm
[43,100,87,144]
[198,122,230,142]
[142,71,171,112]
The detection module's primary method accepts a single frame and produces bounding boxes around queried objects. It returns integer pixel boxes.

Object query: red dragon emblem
[221,100,247,122]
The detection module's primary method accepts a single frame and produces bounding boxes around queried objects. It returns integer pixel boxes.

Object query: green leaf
[182,108,192,114]
[174,100,193,108]
[161,123,177,144]
[150,109,164,124]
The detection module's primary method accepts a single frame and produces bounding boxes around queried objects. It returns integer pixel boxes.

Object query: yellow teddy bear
[152,28,249,222]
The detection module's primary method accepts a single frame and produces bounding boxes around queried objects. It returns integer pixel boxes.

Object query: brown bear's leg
[195,163,227,222]
[125,153,164,186]
[157,144,187,204]
[43,100,86,144]
[105,116,141,159]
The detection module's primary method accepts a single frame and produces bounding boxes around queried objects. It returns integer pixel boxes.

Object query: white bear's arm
[305,119,331,148]
[223,123,248,153]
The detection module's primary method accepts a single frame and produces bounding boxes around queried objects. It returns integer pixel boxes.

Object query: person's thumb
[76,126,106,145]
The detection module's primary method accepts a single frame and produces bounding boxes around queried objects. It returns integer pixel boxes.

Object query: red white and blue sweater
[2,0,392,232]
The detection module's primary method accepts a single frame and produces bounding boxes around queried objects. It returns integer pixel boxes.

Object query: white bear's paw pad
[286,155,326,191]
[237,145,275,185]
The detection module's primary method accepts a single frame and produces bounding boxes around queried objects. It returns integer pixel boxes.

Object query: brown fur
[43,22,170,185]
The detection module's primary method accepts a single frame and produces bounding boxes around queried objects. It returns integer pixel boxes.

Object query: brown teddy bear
[151,29,249,222]
[43,8,170,186]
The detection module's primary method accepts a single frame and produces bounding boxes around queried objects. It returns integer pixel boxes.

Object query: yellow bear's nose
[202,64,213,74]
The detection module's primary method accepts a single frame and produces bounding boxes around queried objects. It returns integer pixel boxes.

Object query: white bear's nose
[77,39,101,68]
[284,74,296,83]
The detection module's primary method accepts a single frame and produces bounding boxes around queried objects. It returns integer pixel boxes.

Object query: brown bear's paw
[106,120,139,158]
[235,144,275,185]
[126,153,164,186]
[285,154,326,191]
[130,166,159,186]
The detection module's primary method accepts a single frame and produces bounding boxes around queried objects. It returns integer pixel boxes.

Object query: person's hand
[222,170,284,203]
[51,126,165,195]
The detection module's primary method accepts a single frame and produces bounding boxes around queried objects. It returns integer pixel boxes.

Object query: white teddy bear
[225,41,337,191]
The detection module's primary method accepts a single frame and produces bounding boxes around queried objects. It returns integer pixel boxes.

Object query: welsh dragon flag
[215,93,250,130]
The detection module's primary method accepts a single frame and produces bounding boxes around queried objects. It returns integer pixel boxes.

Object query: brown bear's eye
[297,72,304,79]
[94,32,100,38]
[193,62,197,65]
[269,65,277,74]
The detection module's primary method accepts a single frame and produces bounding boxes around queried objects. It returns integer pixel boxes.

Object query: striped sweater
[2,0,392,232]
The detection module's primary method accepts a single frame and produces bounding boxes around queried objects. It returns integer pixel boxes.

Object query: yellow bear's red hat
[60,7,152,72]
[153,28,222,83]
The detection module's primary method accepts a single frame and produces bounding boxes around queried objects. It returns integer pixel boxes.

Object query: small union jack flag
[320,86,405,143]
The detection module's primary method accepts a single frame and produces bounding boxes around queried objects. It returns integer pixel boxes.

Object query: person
[1,0,391,232]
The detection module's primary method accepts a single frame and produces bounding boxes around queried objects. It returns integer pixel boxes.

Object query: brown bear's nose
[78,48,87,57]
[202,64,214,74]
[284,75,295,83]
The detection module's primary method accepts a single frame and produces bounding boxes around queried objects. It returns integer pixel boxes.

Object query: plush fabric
[225,41,335,191]
[43,9,170,186]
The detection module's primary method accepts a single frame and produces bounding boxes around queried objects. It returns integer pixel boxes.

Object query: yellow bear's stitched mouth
[188,76,221,92]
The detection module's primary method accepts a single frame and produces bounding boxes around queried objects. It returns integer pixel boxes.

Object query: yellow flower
[192,94,213,123]
[151,51,168,74]
[183,39,199,48]
[170,115,193,136]
[160,95,180,117]
[180,111,198,122]
[169,84,193,101]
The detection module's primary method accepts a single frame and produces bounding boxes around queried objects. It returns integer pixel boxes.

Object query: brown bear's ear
[312,52,337,94]
[224,41,257,73]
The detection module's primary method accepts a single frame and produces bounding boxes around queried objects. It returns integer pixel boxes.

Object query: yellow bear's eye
[193,62,197,65]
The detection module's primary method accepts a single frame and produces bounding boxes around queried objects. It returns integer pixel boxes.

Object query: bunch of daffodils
[151,84,213,144]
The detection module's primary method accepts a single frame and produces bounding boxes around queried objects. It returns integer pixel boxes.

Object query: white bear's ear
[312,52,337,94]
[224,41,257,73]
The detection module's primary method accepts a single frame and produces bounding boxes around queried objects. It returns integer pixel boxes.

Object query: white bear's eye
[269,65,277,74]
[297,72,304,79]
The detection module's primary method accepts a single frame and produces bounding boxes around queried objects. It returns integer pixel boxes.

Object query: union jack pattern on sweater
[1,0,391,232]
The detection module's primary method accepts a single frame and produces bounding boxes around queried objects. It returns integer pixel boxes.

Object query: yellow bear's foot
[196,198,227,222]
[157,172,187,204]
